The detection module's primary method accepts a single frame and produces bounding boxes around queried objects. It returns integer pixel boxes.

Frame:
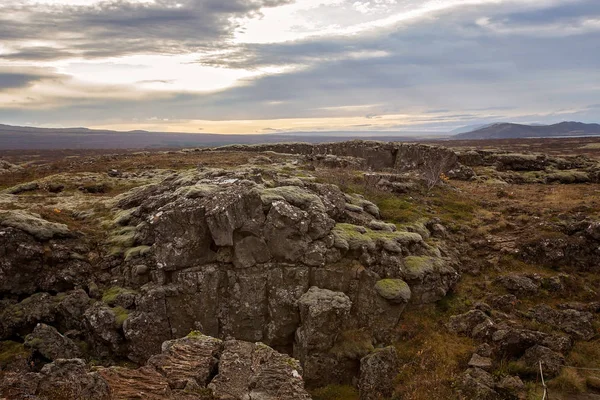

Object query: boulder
[0,292,58,340]
[148,334,222,389]
[528,305,595,340]
[520,345,565,377]
[97,365,173,399]
[24,323,81,360]
[209,339,310,400]
[295,287,352,386]
[447,310,492,337]
[5,182,39,194]
[359,347,400,400]
[0,359,111,400]
[492,328,572,358]
[0,210,71,240]
[83,302,124,355]
[495,275,540,297]
[457,368,499,400]
[374,279,411,304]
[496,375,525,398]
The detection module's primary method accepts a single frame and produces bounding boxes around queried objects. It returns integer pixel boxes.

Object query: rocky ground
[0,139,599,400]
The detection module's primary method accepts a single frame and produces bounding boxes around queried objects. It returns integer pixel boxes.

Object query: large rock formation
[103,167,458,383]
[0,147,463,396]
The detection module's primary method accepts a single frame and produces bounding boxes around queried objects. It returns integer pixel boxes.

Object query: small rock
[132,264,149,276]
[496,275,540,297]
[468,353,493,371]
[47,183,65,193]
[496,375,525,395]
[6,182,39,194]
[476,343,494,358]
[458,368,498,400]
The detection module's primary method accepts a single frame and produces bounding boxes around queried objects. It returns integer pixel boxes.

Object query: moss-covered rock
[403,256,436,280]
[124,245,151,261]
[0,210,71,240]
[546,170,590,184]
[102,286,138,308]
[374,279,411,303]
[260,186,326,211]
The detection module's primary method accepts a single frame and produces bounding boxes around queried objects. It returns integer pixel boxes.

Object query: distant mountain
[450,123,495,135]
[453,121,600,139]
[0,123,426,150]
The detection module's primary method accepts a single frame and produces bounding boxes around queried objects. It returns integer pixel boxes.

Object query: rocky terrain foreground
[1,139,599,400]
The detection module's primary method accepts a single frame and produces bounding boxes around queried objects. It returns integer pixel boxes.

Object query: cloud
[1,0,599,132]
[0,68,62,90]
[0,0,293,59]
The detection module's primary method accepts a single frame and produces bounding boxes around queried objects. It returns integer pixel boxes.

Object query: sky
[0,0,599,134]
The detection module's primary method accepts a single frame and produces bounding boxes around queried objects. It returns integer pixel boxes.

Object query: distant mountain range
[453,121,600,139]
[1,121,599,150]
[0,124,423,150]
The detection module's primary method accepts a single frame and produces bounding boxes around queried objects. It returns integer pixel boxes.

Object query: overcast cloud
[0,0,598,133]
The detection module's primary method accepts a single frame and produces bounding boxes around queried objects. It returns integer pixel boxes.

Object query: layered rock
[1,334,311,400]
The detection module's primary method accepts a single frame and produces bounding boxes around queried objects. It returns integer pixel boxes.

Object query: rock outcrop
[96,167,459,382]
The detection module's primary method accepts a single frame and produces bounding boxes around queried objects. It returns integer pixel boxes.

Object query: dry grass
[393,306,474,400]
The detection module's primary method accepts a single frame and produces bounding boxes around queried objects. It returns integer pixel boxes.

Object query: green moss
[26,337,43,348]
[124,245,151,261]
[546,170,590,184]
[112,306,129,328]
[375,279,411,302]
[107,226,137,248]
[329,330,374,359]
[311,385,359,400]
[186,330,205,338]
[260,186,325,211]
[0,341,31,368]
[404,256,436,280]
[333,223,367,239]
[375,196,421,223]
[102,286,137,305]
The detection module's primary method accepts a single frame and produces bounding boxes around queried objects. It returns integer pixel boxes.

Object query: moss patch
[112,306,129,328]
[102,286,138,305]
[403,256,436,280]
[124,245,151,261]
[0,341,31,368]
